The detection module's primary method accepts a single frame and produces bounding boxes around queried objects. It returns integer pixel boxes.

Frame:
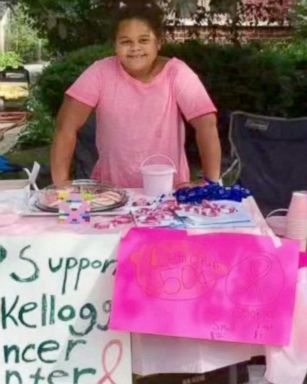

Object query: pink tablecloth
[0,195,306,384]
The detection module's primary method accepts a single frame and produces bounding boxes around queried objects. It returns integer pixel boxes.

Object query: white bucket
[140,155,176,196]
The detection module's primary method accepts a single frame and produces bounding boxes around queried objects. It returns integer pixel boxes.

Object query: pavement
[0,123,25,154]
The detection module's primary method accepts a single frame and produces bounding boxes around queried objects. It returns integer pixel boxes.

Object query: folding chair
[224,111,307,215]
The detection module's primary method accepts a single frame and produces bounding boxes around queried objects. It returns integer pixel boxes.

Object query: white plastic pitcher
[140,154,176,196]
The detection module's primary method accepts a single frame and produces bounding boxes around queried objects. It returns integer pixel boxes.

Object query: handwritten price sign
[110,228,299,346]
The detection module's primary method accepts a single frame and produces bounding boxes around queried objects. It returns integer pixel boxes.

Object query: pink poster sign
[110,229,300,346]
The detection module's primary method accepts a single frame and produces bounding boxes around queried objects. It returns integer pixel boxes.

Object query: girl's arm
[50,96,94,186]
[189,113,221,182]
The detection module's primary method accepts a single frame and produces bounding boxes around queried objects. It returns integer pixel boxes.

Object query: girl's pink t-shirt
[66,56,217,188]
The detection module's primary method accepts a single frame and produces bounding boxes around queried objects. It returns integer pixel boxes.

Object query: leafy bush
[0,51,23,71]
[17,89,54,149]
[38,44,113,115]
[163,40,304,117]
[163,40,307,153]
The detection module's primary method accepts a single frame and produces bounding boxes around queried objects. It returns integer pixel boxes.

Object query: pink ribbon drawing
[97,340,123,384]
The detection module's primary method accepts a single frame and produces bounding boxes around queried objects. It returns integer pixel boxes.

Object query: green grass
[5,145,50,166]
[0,145,51,187]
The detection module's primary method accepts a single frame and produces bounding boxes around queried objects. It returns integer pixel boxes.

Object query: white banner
[0,233,132,384]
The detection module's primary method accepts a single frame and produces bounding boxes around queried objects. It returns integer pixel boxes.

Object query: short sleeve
[173,60,217,121]
[65,61,101,107]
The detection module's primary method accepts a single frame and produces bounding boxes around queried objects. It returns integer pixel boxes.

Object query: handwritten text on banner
[0,234,132,384]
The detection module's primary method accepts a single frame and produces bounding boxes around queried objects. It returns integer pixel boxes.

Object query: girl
[51,1,221,188]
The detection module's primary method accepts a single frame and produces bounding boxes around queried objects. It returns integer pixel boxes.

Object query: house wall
[166,25,293,44]
[165,0,295,43]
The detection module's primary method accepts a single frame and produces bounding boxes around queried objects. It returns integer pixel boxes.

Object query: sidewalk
[0,122,25,154]
[0,111,28,154]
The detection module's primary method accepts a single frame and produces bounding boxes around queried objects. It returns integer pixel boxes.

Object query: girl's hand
[175,179,207,190]
[175,177,222,191]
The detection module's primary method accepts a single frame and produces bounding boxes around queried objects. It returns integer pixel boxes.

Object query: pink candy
[94,214,133,230]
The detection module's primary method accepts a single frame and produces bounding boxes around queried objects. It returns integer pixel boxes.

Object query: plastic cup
[287,191,307,221]
[286,191,307,240]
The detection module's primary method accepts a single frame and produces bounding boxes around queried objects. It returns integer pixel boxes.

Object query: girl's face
[115,18,161,80]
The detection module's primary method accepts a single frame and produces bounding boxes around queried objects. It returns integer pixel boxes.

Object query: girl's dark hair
[111,1,164,40]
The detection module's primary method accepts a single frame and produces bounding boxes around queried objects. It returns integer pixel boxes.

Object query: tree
[6,4,49,62]
[6,0,291,52]
[15,0,117,52]
[290,0,307,38]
